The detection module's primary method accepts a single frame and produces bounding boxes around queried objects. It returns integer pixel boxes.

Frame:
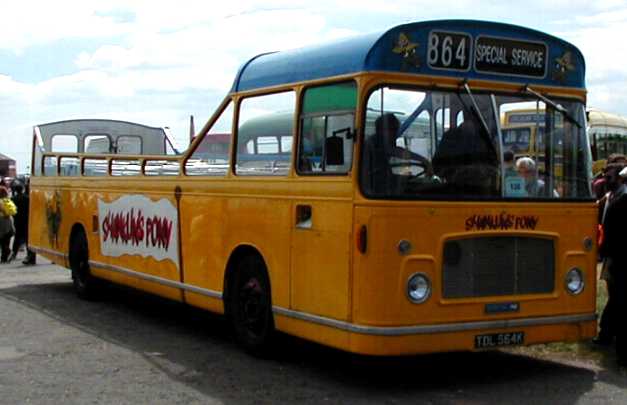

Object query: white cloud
[554,7,627,114]
[0,74,30,97]
[75,46,143,70]
[65,7,356,98]
[0,2,134,53]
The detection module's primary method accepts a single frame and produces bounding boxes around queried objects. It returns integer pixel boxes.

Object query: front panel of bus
[351,78,596,354]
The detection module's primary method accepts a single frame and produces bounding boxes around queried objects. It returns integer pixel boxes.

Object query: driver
[362,113,433,194]
[363,113,433,193]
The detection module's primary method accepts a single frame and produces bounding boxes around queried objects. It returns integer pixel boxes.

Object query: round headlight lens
[407,273,431,304]
[565,268,584,295]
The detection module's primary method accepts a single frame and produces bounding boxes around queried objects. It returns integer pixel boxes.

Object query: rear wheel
[69,230,99,300]
[227,255,275,354]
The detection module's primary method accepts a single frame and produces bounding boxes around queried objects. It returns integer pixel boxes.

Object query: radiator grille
[442,236,554,298]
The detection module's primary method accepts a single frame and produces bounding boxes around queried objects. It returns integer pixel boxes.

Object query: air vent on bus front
[442,236,555,298]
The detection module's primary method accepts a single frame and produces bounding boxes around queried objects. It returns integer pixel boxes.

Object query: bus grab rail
[40,152,182,177]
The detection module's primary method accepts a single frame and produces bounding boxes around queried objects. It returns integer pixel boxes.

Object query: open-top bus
[30,20,596,355]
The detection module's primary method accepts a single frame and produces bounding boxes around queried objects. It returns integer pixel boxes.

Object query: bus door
[290,82,357,321]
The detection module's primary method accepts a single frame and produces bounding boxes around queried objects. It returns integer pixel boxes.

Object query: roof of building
[231,20,585,93]
[0,153,15,162]
[588,109,627,129]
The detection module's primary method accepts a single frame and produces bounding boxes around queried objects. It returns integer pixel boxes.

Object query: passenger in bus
[503,150,527,197]
[515,157,558,197]
[362,113,432,194]
[432,114,498,195]
[503,150,517,178]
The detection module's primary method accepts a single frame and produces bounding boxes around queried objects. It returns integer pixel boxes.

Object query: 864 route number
[427,31,472,71]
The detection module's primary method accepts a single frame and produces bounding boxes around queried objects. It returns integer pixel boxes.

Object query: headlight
[407,273,431,304]
[565,268,584,295]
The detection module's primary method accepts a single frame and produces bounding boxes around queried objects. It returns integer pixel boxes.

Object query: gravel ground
[1,256,626,404]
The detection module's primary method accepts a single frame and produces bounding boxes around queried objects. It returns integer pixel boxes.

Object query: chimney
[189,115,195,145]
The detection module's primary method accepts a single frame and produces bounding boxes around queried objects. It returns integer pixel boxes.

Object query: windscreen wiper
[462,83,493,137]
[461,82,497,154]
[523,85,582,128]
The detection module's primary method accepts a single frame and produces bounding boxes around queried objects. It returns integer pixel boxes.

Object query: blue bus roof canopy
[232,20,585,93]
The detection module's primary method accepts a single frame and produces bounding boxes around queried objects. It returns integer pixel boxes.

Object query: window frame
[84,133,114,154]
[358,82,593,202]
[183,98,234,177]
[296,79,358,177]
[116,135,143,155]
[234,90,296,177]
[50,134,79,153]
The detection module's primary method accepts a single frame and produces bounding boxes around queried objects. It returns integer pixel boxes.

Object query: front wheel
[227,255,275,354]
[69,230,99,300]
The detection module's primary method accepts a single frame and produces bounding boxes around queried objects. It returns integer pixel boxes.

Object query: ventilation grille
[442,236,554,298]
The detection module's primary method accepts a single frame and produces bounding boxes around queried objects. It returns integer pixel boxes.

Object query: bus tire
[69,229,99,300]
[227,254,275,355]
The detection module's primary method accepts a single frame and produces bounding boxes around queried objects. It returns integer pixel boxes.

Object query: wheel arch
[222,244,271,309]
[68,222,88,266]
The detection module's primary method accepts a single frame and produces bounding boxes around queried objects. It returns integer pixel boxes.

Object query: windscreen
[360,86,592,200]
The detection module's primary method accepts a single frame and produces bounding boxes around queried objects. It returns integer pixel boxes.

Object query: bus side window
[59,157,80,177]
[33,132,44,176]
[117,136,142,154]
[298,81,356,174]
[85,135,111,154]
[236,91,295,176]
[51,134,78,153]
[185,101,233,176]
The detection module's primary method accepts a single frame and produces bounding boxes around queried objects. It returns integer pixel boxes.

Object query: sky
[2,0,627,172]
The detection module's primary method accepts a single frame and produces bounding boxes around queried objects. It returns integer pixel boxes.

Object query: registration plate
[474,331,524,349]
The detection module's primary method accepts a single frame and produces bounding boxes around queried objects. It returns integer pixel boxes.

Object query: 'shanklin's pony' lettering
[465,213,539,231]
[102,208,173,251]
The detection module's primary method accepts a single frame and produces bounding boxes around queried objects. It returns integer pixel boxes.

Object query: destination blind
[508,113,563,125]
[474,36,547,78]
[425,31,548,78]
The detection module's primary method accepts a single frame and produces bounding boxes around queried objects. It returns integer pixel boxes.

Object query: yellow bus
[501,108,561,156]
[29,20,597,356]
[501,108,566,179]
[587,109,627,174]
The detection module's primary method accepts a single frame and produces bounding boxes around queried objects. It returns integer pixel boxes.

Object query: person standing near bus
[0,186,17,263]
[595,158,627,347]
[598,163,627,365]
[9,181,35,265]
[596,154,627,221]
[595,163,624,345]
